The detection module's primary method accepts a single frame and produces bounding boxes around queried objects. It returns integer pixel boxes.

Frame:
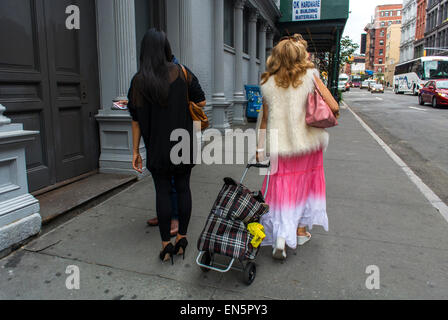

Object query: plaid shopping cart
[196,162,270,285]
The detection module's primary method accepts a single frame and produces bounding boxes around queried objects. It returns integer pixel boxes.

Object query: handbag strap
[179,64,190,102]
[312,74,340,116]
[312,77,323,96]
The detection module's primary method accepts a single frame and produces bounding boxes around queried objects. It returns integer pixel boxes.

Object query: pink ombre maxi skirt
[260,150,328,249]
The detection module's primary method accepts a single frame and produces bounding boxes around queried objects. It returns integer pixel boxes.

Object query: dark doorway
[135,0,167,67]
[0,0,100,192]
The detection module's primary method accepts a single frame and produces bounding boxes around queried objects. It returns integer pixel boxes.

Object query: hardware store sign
[292,0,321,21]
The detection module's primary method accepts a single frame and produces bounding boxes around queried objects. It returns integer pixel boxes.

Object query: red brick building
[365,4,403,75]
[414,0,427,57]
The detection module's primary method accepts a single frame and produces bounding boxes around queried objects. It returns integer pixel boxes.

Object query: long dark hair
[133,28,172,107]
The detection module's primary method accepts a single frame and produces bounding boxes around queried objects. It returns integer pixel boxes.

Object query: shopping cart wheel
[242,262,256,285]
[200,252,212,273]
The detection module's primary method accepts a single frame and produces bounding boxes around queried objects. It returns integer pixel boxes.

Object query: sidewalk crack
[24,240,62,253]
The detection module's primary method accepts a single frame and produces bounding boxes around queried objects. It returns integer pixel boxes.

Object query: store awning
[275,0,350,98]
[276,0,349,53]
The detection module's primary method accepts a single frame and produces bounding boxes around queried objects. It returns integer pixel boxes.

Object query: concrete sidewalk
[1,108,448,300]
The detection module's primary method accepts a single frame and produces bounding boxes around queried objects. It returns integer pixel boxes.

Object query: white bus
[393,56,448,95]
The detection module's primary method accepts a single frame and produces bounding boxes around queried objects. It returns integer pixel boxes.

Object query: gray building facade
[0,0,280,252]
[400,0,417,62]
[425,0,448,56]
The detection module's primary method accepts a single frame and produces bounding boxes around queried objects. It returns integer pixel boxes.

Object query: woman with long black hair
[126,28,206,264]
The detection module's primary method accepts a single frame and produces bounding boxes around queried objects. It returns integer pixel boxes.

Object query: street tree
[339,36,359,71]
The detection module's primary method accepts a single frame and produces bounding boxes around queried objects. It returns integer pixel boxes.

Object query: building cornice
[402,19,417,28]
[400,40,416,49]
[402,0,417,10]
[427,0,440,12]
[248,0,281,32]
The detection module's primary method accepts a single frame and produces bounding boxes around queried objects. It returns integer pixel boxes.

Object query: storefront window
[224,0,234,47]
[243,9,249,54]
[256,22,260,59]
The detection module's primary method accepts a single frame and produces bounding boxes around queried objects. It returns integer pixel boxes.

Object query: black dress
[127,64,205,175]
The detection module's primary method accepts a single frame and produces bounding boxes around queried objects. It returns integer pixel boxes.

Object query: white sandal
[272,237,287,260]
[297,232,311,246]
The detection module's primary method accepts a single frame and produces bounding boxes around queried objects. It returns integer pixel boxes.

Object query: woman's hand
[133,152,143,173]
[333,110,340,119]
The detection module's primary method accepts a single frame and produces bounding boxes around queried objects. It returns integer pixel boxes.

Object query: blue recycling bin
[244,85,263,121]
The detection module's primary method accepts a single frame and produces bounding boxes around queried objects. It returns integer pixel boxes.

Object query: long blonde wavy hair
[261,34,315,88]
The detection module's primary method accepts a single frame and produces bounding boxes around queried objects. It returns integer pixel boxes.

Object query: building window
[385,11,390,17]
[397,10,401,16]
[256,22,260,59]
[243,9,249,54]
[378,67,383,72]
[379,49,383,55]
[381,22,385,27]
[380,40,384,45]
[224,0,234,47]
[379,58,383,64]
[380,30,385,37]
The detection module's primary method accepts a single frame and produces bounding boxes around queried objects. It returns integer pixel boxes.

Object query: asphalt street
[344,88,448,205]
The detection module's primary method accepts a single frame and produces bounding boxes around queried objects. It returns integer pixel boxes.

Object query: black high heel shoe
[174,238,188,260]
[159,243,174,265]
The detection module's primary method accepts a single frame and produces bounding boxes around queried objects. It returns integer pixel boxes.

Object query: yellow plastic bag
[247,223,266,248]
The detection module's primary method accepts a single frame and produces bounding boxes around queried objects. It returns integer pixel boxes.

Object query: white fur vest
[258,68,329,157]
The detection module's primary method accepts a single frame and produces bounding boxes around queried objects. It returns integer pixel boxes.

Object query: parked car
[361,80,376,89]
[338,81,348,92]
[367,82,376,91]
[345,82,351,91]
[370,83,384,93]
[418,79,448,108]
[352,81,361,88]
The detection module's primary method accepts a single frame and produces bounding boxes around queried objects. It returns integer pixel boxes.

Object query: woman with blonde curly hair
[256,34,339,260]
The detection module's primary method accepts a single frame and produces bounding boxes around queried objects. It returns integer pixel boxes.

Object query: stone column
[212,0,231,130]
[95,0,148,177]
[266,29,274,58]
[248,9,259,85]
[233,0,247,125]
[0,104,40,254]
[179,0,193,66]
[113,0,138,101]
[258,21,267,75]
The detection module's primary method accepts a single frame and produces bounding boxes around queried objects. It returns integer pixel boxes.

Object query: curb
[342,100,448,224]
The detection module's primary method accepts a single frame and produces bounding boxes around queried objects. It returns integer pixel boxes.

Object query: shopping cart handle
[246,162,270,169]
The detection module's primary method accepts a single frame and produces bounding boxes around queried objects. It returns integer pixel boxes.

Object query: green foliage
[339,36,359,70]
[337,90,344,102]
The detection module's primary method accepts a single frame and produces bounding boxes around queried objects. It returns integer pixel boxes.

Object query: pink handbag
[306,80,338,128]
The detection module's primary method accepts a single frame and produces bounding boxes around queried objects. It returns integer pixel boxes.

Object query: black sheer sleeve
[127,77,139,122]
[185,67,206,104]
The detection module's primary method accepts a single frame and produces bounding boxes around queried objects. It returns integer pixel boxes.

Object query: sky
[342,0,404,53]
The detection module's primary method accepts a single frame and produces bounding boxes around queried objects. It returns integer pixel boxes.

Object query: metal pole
[332,29,342,99]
